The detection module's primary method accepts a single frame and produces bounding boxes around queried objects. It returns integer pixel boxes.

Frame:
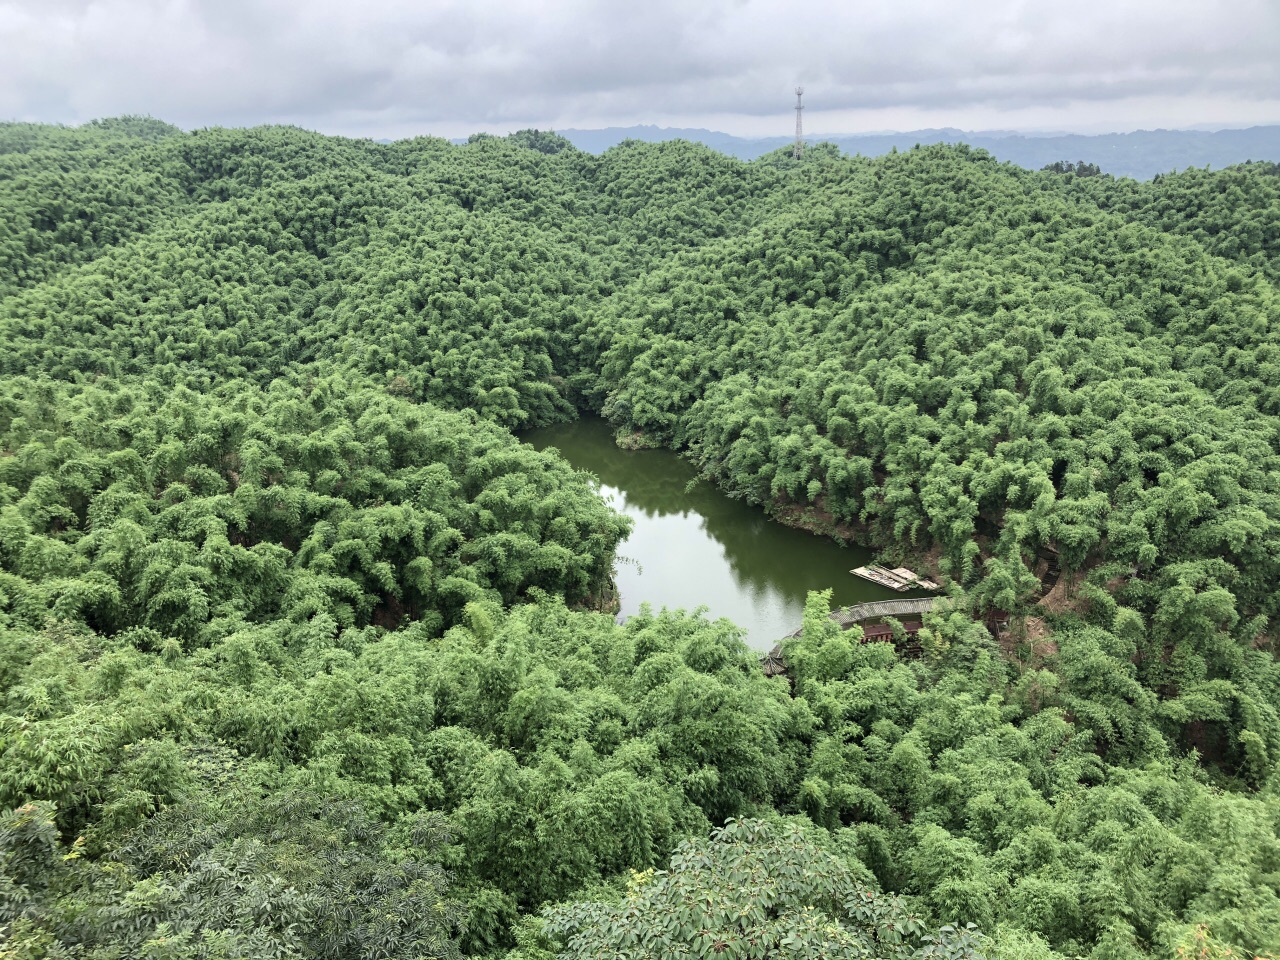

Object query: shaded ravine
[523,416,926,651]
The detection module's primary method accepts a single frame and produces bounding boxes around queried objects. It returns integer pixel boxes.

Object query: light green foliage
[784,594,1280,958]
[0,377,628,644]
[0,595,804,955]
[540,818,981,960]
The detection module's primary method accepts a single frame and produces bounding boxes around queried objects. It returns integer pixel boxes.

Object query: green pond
[523,417,920,651]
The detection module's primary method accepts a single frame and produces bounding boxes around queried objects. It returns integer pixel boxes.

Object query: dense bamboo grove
[2,118,1280,959]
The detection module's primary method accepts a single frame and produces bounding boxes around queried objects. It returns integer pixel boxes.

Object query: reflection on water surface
[523,417,916,650]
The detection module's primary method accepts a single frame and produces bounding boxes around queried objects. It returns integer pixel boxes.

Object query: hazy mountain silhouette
[546,124,1280,180]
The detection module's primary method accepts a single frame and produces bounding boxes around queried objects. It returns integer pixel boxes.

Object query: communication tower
[793,87,804,159]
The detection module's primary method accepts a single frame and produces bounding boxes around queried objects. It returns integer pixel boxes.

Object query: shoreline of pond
[522,415,933,650]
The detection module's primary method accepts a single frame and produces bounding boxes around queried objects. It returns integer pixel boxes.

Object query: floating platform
[851,564,939,592]
[890,567,940,590]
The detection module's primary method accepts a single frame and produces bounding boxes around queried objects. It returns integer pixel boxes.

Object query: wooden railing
[781,597,943,638]
[762,597,947,676]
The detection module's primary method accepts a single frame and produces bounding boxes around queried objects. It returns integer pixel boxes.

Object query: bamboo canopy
[762,597,945,676]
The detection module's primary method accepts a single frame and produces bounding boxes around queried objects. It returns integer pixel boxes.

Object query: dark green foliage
[505,130,576,156]
[1043,161,1103,178]
[1058,161,1280,282]
[1,786,466,959]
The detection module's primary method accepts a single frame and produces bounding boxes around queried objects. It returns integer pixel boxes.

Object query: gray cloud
[0,0,1277,136]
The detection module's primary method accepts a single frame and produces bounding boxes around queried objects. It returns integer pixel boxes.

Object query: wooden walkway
[761,597,943,676]
[784,597,942,638]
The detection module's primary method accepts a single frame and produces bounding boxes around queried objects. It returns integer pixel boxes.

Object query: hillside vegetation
[2,119,1280,959]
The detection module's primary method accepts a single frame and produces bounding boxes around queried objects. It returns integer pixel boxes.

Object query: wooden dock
[762,597,944,675]
[850,564,939,592]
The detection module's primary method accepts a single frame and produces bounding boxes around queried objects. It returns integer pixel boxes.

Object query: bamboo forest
[4,116,1280,960]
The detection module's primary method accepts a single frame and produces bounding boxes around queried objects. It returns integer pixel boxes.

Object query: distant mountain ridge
[545,124,1280,180]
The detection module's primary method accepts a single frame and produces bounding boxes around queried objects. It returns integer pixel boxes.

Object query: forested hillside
[3,119,1280,959]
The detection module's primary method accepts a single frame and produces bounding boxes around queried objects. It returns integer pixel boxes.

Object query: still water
[523,417,912,651]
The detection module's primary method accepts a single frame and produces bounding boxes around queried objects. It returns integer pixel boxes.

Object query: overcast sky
[2,0,1278,139]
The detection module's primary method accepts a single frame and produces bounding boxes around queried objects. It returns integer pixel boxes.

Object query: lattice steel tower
[793,86,804,159]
